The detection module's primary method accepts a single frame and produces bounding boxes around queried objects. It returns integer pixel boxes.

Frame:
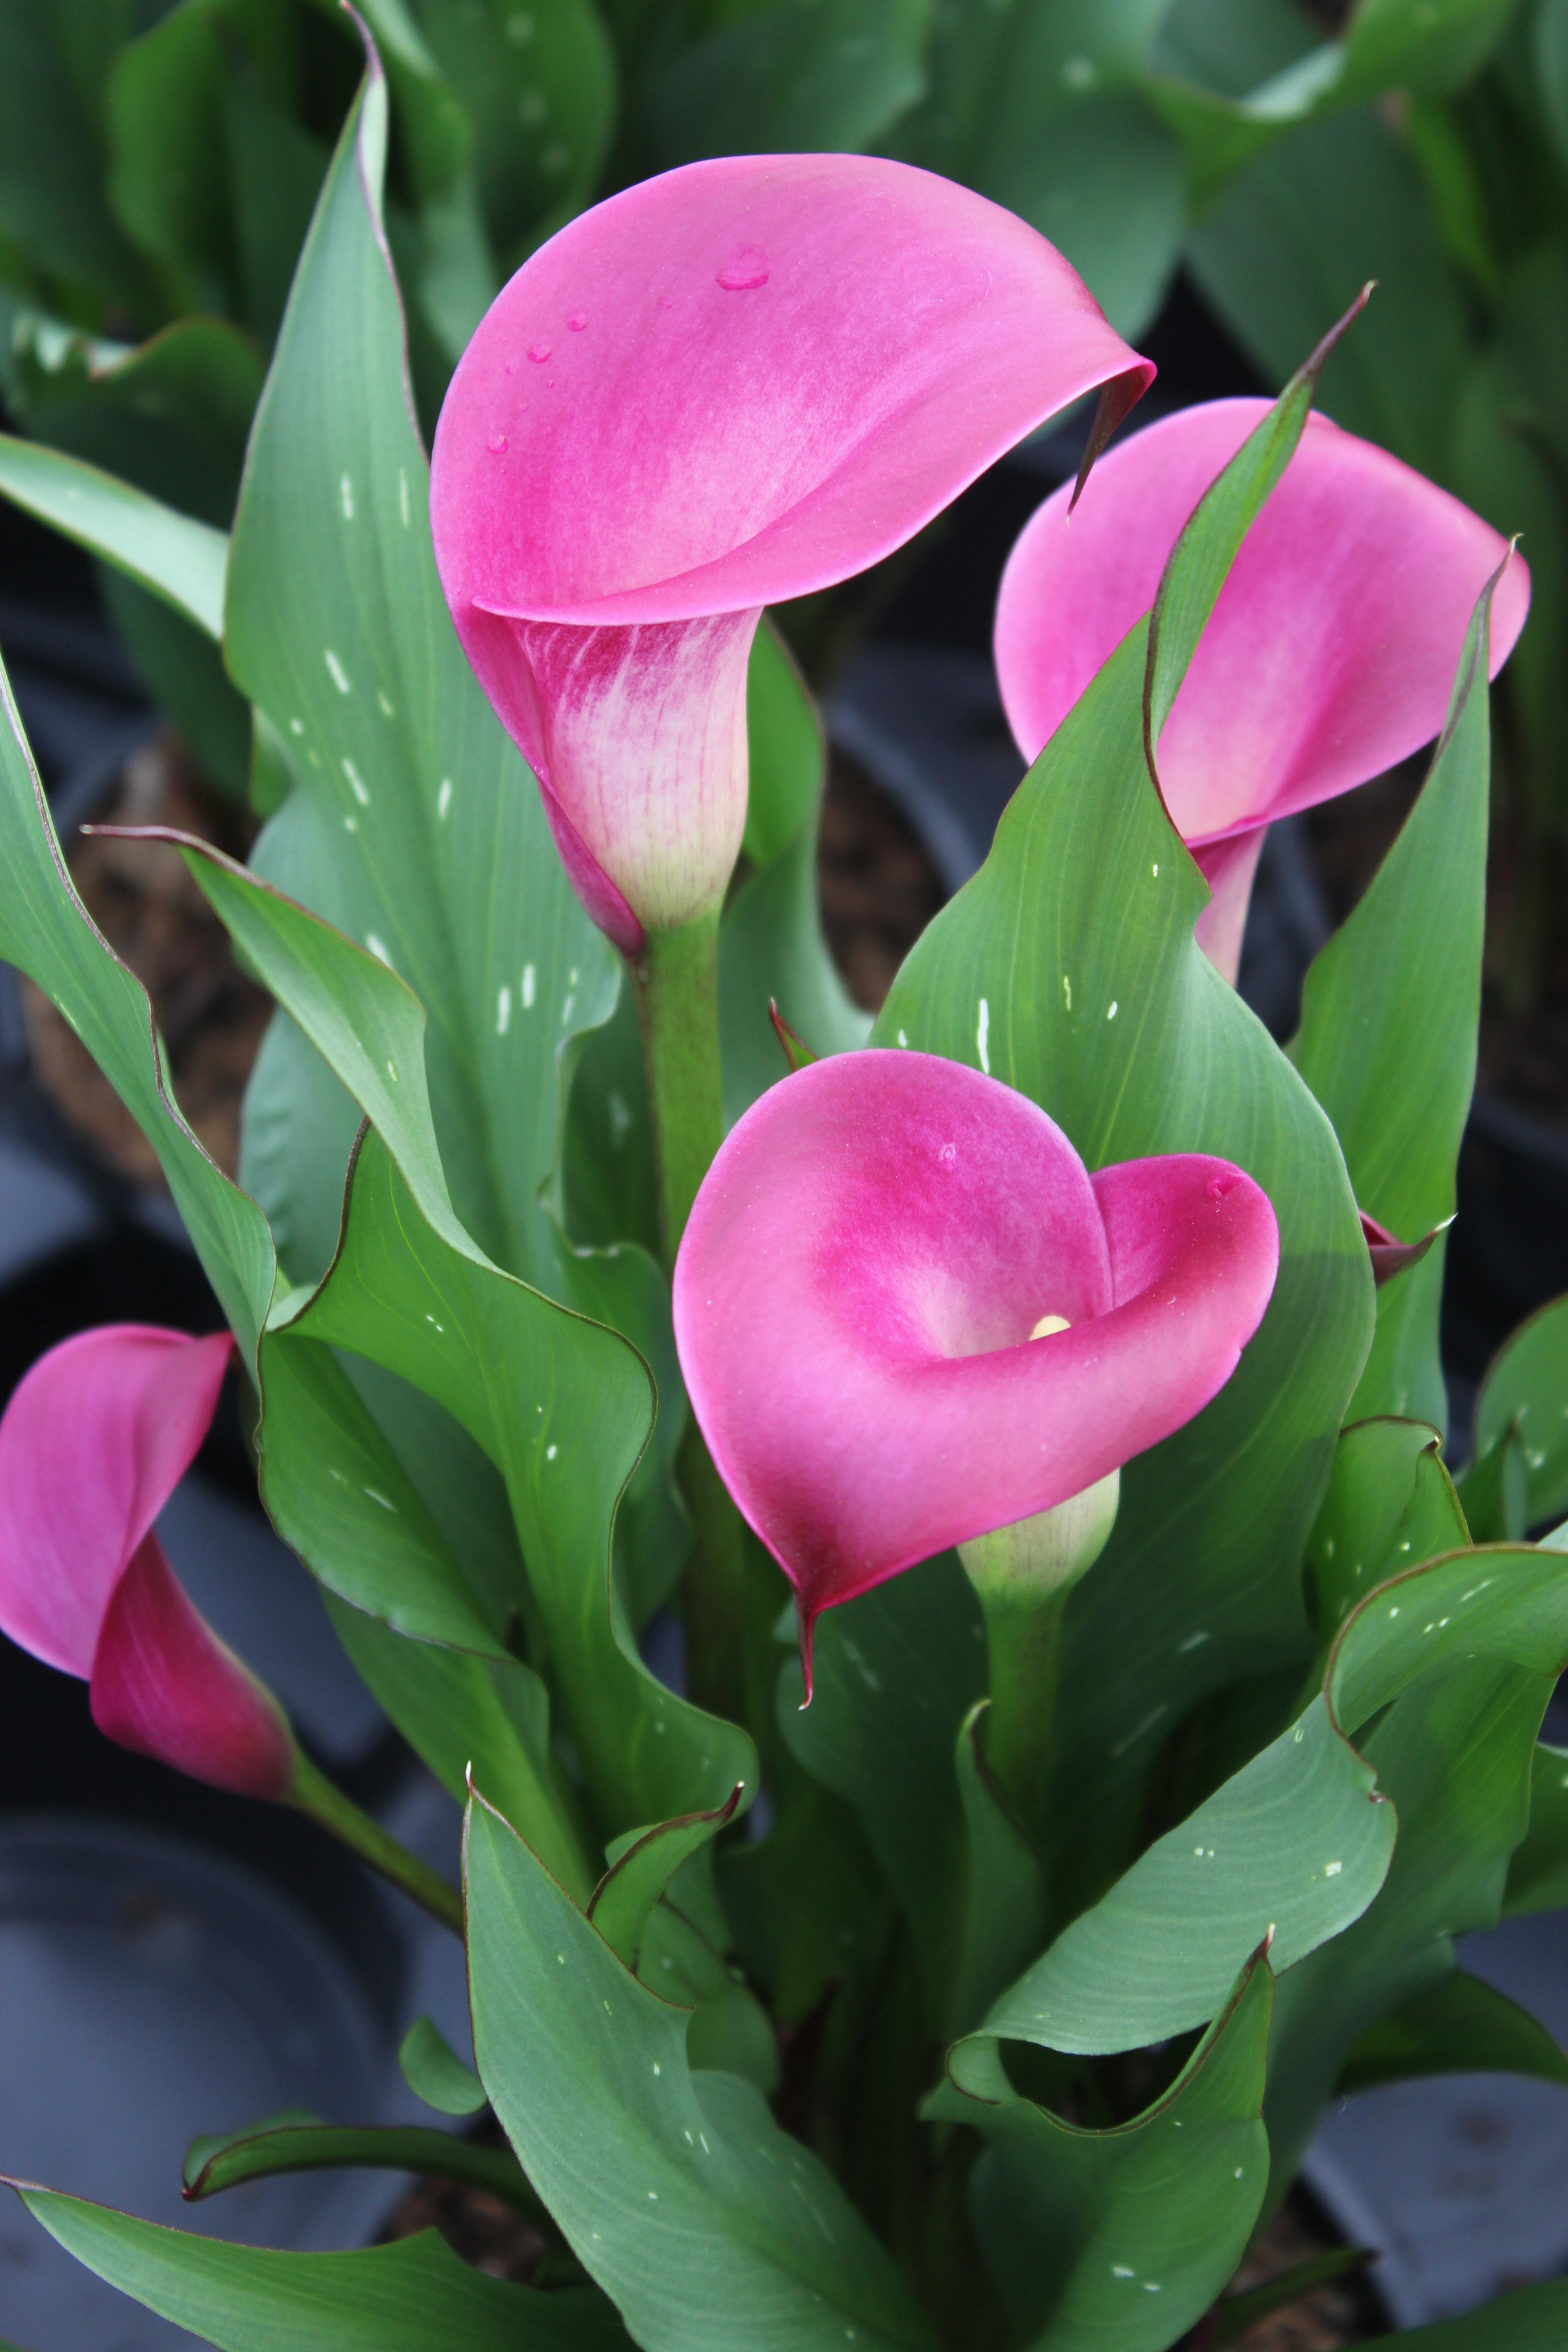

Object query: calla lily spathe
[432,153,1153,953]
[672,1051,1278,1674]
[993,400,1530,978]
[0,1326,294,1799]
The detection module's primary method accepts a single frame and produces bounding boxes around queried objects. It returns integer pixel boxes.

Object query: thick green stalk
[288,1752,464,1936]
[630,911,725,1267]
[630,911,760,1730]
[977,1590,1066,1851]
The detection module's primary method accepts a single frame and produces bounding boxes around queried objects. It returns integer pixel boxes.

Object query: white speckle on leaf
[364,1488,395,1511]
[325,649,351,693]
[343,815,358,833]
[977,997,990,1073]
[1152,862,1159,877]
[497,987,512,1035]
[398,469,410,527]
[366,933,392,966]
[377,690,395,718]
[1112,2265,1134,2279]
[1107,1000,1118,1020]
[608,1091,632,1147]
[343,758,370,805]
[1325,1860,1343,1877]
[1062,974,1072,1012]
[561,994,575,1025]
[1179,1630,1209,1652]
[339,474,354,519]
[437,778,453,820]
[897,1028,908,1046]
[521,963,536,1009]
[289,716,304,736]
[546,1443,558,1461]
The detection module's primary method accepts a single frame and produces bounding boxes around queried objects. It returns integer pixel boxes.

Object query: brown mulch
[23,733,269,1182]
[1219,2192,1382,2350]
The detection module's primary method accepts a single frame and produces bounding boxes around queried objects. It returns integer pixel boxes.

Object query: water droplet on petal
[568,312,588,332]
[528,339,553,364]
[504,358,519,376]
[487,433,509,455]
[716,246,770,292]
[1207,1172,1239,1201]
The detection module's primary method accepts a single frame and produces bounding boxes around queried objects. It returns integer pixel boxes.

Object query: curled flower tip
[673,1051,1279,1640]
[432,154,1151,948]
[995,399,1530,982]
[0,1325,294,1800]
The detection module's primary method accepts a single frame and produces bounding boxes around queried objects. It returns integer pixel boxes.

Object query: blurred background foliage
[0,0,1563,982]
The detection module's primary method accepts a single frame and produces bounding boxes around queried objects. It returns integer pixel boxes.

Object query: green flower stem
[185,2121,543,2218]
[977,1589,1067,1851]
[631,909,763,1734]
[288,1751,464,1937]
[630,909,725,1269]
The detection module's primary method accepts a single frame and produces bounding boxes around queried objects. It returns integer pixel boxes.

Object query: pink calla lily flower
[672,1051,1278,1677]
[993,399,1530,980]
[0,1326,295,1799]
[432,154,1153,954]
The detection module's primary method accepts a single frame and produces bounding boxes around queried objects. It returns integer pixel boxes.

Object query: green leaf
[324,1593,597,1904]
[1293,567,1500,1430]
[318,0,473,203]
[0,2,147,312]
[1264,1540,1568,2187]
[972,1692,1390,2057]
[1147,0,1515,206]
[1541,0,1568,169]
[1334,1966,1568,2093]
[105,1,235,311]
[590,1787,744,1971]
[418,0,618,260]
[400,2014,488,2114]
[874,630,1371,1916]
[1459,1296,1568,1540]
[0,652,273,1355]
[973,1540,1568,2061]
[464,1789,940,2352]
[0,430,228,635]
[721,623,869,1118]
[743,623,824,867]
[1145,294,1365,756]
[1304,1417,1469,1639]
[931,1948,1273,2351]
[182,2117,536,2210]
[892,0,1185,337]
[277,1127,753,1834]
[646,0,931,166]
[1187,106,1470,482]
[222,50,686,1626]
[950,1701,1047,2039]
[1359,2279,1568,2348]
[14,2195,623,2351]
[1502,1740,1568,1918]
[781,1552,988,2030]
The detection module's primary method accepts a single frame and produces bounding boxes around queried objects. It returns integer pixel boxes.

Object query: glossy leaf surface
[932,1951,1273,2351]
[15,2196,621,2350]
[465,1791,940,2352]
[1293,569,1498,1430]
[1460,1297,1568,1540]
[1334,1968,1568,2094]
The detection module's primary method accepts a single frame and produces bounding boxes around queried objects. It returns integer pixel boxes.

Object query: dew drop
[528,341,552,364]
[504,358,519,376]
[568,312,588,332]
[717,245,770,292]
[487,433,509,454]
